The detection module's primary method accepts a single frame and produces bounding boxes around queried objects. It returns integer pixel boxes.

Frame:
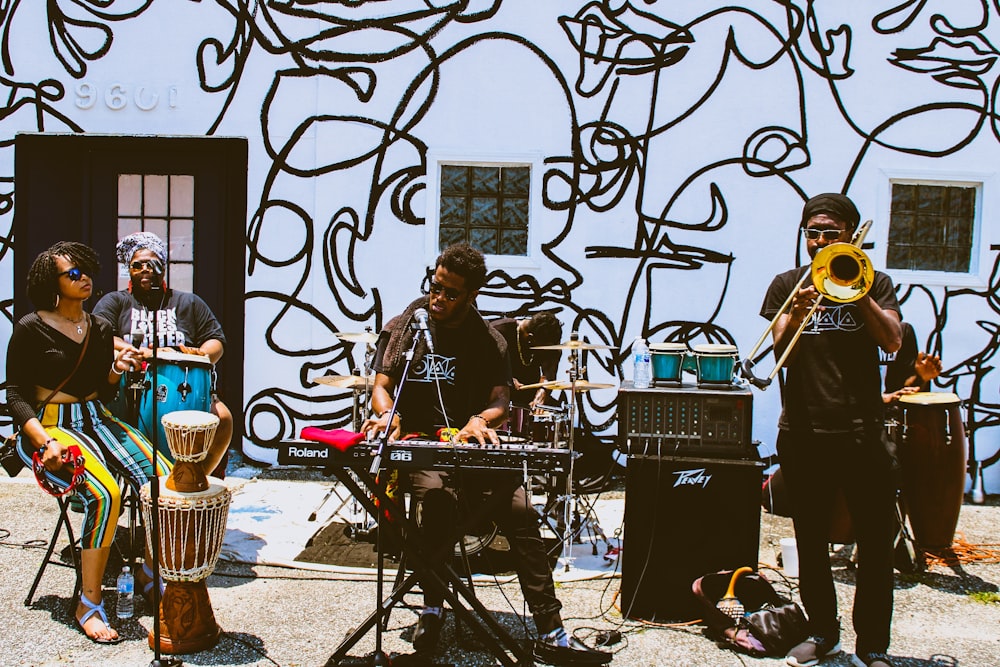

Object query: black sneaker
[412,612,442,653]
[786,635,842,667]
[852,651,895,667]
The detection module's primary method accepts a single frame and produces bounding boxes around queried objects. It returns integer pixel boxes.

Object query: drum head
[154,349,212,366]
[692,343,738,355]
[162,409,220,430]
[898,391,960,407]
[649,342,688,352]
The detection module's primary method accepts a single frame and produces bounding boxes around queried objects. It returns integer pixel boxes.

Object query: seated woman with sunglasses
[93,231,232,480]
[6,241,172,643]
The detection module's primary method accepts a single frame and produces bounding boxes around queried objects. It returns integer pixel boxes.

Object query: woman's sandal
[136,562,166,598]
[77,594,123,644]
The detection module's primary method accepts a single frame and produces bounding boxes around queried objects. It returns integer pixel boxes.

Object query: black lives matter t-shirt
[93,289,226,350]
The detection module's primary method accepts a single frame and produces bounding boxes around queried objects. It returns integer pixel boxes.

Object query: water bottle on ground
[632,336,652,389]
[116,565,134,619]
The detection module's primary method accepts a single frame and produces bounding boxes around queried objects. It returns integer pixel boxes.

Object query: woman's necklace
[59,312,86,335]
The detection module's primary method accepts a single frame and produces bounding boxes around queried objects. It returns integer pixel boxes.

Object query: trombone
[741,219,874,390]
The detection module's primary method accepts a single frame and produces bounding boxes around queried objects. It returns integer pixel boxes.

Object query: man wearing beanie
[759,194,902,667]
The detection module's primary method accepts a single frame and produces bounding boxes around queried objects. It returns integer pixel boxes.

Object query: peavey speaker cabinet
[620,454,765,622]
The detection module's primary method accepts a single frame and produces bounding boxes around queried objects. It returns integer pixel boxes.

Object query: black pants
[409,469,562,633]
[777,422,895,654]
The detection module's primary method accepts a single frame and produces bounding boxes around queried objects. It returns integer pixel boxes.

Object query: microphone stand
[358,326,423,666]
[146,286,181,667]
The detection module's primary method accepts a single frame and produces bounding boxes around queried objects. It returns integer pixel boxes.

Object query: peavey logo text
[288,446,328,459]
[672,467,712,488]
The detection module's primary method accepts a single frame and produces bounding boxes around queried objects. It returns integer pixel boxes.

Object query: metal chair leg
[25,495,82,609]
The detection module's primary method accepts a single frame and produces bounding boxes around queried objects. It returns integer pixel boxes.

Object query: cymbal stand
[547,334,613,571]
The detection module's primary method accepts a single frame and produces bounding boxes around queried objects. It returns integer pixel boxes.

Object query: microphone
[413,308,434,353]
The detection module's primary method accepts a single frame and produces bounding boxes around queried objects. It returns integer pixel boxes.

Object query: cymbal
[335,331,379,344]
[520,380,615,392]
[311,374,373,390]
[532,339,614,351]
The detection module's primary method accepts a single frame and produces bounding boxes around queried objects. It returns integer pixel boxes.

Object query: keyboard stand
[323,464,532,667]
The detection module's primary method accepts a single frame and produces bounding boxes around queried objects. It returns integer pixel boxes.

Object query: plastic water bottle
[632,336,652,389]
[116,565,134,619]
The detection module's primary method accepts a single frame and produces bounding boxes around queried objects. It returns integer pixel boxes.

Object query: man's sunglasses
[58,267,86,281]
[130,260,161,271]
[427,280,464,302]
[801,228,844,241]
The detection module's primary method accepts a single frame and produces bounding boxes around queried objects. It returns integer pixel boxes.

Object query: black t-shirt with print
[761,266,900,432]
[93,289,226,350]
[375,311,509,436]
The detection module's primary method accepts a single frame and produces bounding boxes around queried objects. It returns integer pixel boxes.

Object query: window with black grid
[887,183,976,273]
[117,174,195,291]
[438,164,530,255]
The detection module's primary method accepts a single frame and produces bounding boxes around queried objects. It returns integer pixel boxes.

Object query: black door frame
[13,133,247,441]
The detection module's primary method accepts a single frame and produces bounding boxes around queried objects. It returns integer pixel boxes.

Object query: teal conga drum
[650,342,688,384]
[692,344,739,385]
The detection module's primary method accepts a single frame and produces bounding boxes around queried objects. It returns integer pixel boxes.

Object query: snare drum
[692,344,739,384]
[650,342,688,383]
[139,351,213,459]
[505,404,567,444]
[897,392,966,550]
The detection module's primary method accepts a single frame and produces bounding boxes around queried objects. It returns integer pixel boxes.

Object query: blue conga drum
[138,350,213,460]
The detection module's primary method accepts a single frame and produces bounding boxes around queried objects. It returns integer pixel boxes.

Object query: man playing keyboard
[361,243,610,665]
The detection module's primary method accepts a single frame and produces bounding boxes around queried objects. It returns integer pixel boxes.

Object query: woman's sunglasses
[58,267,85,281]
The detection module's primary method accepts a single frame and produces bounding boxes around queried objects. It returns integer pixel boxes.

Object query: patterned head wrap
[800,193,860,231]
[116,231,167,273]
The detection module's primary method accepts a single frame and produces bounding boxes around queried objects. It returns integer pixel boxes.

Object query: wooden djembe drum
[140,410,231,654]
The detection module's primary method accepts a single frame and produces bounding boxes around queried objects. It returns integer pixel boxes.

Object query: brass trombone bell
[811,242,873,303]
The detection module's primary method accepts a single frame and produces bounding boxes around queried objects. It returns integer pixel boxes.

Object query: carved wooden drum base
[149,581,222,654]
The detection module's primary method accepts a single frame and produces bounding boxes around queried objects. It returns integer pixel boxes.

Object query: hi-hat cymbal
[532,339,614,351]
[520,379,615,392]
[311,374,373,390]
[335,331,379,344]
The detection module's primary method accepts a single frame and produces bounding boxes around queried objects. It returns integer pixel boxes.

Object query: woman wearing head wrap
[92,232,232,480]
[6,241,172,643]
[759,194,903,667]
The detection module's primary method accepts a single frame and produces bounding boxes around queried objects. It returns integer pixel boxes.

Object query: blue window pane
[441,196,467,225]
[470,227,497,254]
[500,229,528,255]
[914,221,939,246]
[503,167,530,195]
[886,244,908,270]
[471,167,500,194]
[892,184,915,211]
[439,226,465,249]
[502,198,528,228]
[470,197,498,226]
[441,166,468,194]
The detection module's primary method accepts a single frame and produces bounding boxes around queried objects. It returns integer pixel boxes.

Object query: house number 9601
[75,83,178,111]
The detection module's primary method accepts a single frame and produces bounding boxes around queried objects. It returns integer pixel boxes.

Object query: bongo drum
[141,481,232,654]
[897,392,967,550]
[692,344,739,385]
[161,410,221,493]
[650,342,688,383]
[138,350,213,460]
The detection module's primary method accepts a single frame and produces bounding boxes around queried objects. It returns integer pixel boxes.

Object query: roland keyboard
[278,439,577,474]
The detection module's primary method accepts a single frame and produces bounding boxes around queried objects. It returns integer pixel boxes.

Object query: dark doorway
[13,133,247,443]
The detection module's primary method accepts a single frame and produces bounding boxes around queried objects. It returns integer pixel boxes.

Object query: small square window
[436,164,529,256]
[887,183,976,273]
